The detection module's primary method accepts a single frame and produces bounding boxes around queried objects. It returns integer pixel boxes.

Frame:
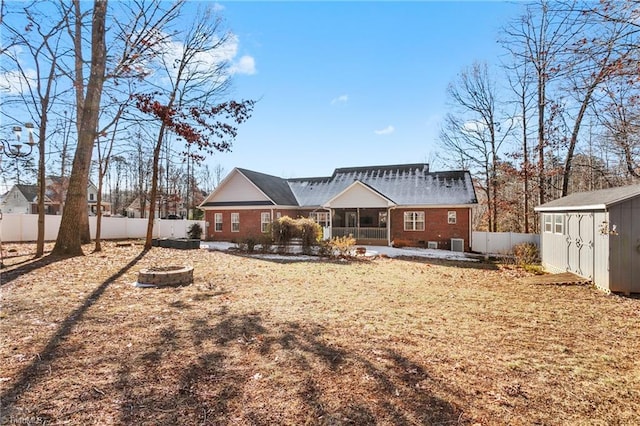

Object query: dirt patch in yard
[1,242,639,425]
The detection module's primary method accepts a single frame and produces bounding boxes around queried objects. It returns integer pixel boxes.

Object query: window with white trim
[544,214,553,233]
[448,211,457,224]
[214,213,223,232]
[554,214,564,235]
[261,212,271,233]
[310,211,330,227]
[404,211,425,231]
[231,212,240,232]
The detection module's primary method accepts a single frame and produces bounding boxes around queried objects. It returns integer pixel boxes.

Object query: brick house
[199,163,478,251]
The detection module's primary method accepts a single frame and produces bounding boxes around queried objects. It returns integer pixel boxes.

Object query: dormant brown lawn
[1,242,639,425]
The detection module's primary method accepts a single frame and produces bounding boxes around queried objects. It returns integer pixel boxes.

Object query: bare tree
[133,6,254,249]
[557,0,639,196]
[51,0,181,255]
[1,1,72,257]
[501,0,581,204]
[439,62,512,232]
[52,0,107,256]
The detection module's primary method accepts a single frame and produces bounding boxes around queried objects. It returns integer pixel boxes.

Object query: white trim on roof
[199,204,299,211]
[535,204,607,212]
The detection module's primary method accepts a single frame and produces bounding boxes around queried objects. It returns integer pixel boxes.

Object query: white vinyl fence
[0,214,206,242]
[472,231,539,255]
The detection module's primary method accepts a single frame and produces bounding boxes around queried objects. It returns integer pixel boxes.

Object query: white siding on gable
[325,182,392,208]
[211,171,271,203]
[1,187,29,214]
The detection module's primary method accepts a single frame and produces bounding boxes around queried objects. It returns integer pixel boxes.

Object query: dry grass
[1,241,639,425]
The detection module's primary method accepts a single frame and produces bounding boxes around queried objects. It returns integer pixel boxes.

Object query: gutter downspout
[388,206,395,246]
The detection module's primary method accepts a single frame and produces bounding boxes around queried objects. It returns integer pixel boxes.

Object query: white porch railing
[332,227,387,240]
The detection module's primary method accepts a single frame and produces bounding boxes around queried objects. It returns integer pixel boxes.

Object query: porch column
[387,207,392,246]
[356,208,360,240]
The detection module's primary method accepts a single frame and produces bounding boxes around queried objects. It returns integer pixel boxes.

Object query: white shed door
[565,213,594,279]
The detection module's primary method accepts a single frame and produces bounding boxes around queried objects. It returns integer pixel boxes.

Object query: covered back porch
[317,180,395,246]
[331,208,388,245]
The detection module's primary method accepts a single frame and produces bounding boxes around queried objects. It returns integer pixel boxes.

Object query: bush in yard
[330,235,356,258]
[513,242,540,266]
[271,216,298,245]
[244,236,258,253]
[298,217,322,253]
[270,216,321,253]
[317,239,332,257]
[187,223,203,239]
[259,233,273,253]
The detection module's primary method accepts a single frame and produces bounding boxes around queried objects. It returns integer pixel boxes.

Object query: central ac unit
[450,238,464,252]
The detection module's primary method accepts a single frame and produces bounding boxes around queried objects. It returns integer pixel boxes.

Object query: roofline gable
[199,168,276,208]
[323,180,396,208]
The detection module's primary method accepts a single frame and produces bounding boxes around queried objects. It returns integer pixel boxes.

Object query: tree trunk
[537,74,546,205]
[52,0,107,256]
[561,68,608,197]
[144,124,167,249]
[94,174,103,252]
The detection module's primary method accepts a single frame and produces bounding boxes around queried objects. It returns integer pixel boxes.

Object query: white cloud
[212,3,225,12]
[331,94,349,105]
[155,32,255,82]
[374,125,395,135]
[231,55,256,75]
[0,69,37,95]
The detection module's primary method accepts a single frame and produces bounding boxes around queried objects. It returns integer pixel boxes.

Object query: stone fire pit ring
[136,265,193,287]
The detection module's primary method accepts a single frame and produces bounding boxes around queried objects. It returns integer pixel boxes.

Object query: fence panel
[0,214,205,242]
[472,231,539,254]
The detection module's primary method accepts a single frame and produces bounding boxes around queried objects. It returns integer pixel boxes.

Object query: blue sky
[209,1,523,179]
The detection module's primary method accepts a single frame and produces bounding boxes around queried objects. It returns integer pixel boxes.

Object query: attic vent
[427,241,438,249]
[450,238,464,252]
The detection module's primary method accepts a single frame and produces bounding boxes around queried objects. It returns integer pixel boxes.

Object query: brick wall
[390,207,470,251]
[204,208,312,241]
[205,207,472,251]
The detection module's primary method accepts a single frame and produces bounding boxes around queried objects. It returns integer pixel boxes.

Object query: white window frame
[544,214,553,233]
[403,211,425,231]
[448,211,457,224]
[231,212,240,232]
[214,213,223,232]
[261,212,271,233]
[310,211,330,228]
[554,214,564,235]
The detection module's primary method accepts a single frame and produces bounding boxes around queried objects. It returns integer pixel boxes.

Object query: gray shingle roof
[16,184,38,202]
[236,168,299,206]
[535,184,640,211]
[237,164,477,208]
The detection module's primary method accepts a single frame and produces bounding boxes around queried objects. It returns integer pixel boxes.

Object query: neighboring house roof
[15,184,39,202]
[201,163,478,208]
[535,184,640,212]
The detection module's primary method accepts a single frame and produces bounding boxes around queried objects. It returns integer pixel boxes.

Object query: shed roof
[535,184,640,211]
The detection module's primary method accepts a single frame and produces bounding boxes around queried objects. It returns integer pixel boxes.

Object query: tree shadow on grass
[0,249,150,419]
[393,255,501,271]
[0,253,66,287]
[115,311,470,425]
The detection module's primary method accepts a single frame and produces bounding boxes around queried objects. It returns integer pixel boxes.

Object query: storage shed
[535,184,640,295]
